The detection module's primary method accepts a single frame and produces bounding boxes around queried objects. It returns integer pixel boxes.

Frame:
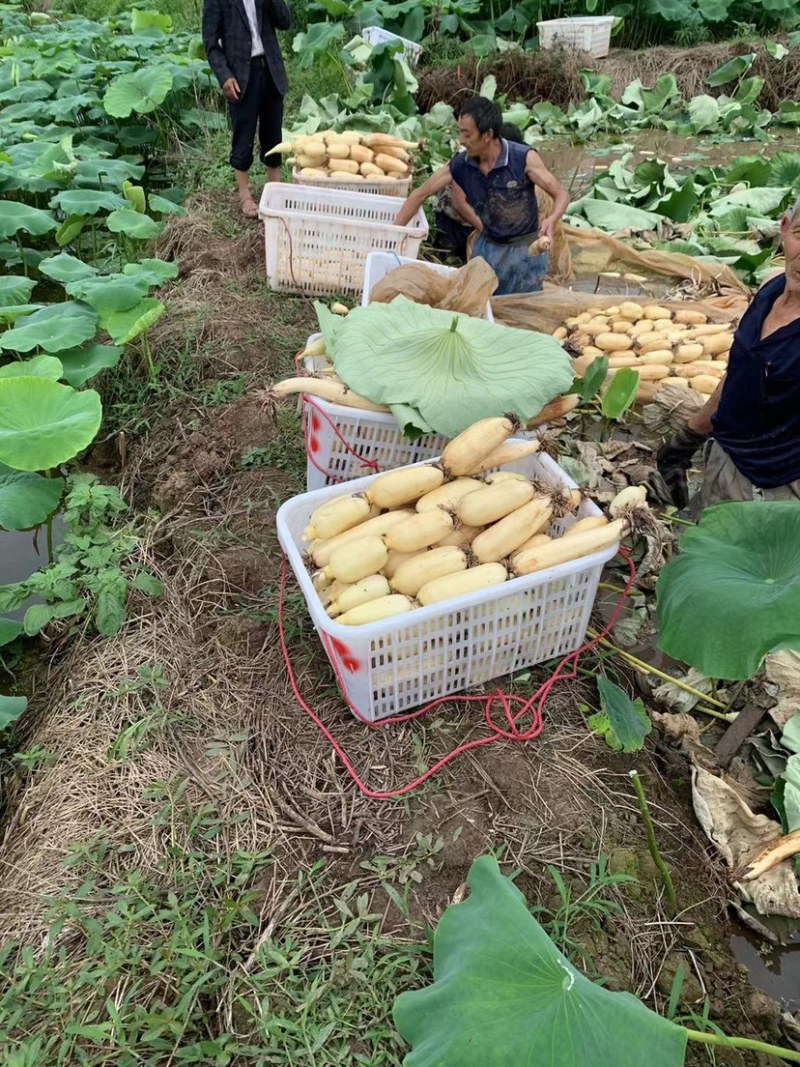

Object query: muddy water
[537,127,795,198]
[0,523,62,620]
[731,932,800,1011]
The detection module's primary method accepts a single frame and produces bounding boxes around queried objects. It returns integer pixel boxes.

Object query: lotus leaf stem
[629,770,677,918]
[684,1029,800,1062]
[586,629,729,717]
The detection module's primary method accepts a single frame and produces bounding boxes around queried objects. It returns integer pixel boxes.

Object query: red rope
[301,395,381,484]
[277,546,637,799]
[291,350,382,484]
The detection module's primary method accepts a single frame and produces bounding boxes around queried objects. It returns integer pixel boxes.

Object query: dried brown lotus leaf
[368,264,451,308]
[436,256,498,317]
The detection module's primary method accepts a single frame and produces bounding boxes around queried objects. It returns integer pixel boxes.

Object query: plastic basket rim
[290,166,412,190]
[277,443,618,640]
[258,184,427,235]
[361,25,423,53]
[537,15,615,26]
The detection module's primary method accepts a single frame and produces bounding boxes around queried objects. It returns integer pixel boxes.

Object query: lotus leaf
[105,209,163,240]
[0,277,35,306]
[0,463,64,530]
[0,201,57,239]
[688,95,720,131]
[122,259,179,285]
[55,215,86,247]
[65,274,149,314]
[710,186,791,216]
[147,193,187,217]
[0,695,27,731]
[0,302,97,354]
[316,299,574,438]
[393,855,687,1067]
[99,297,165,346]
[0,305,43,324]
[0,620,23,648]
[123,180,146,213]
[0,356,63,380]
[577,199,663,232]
[74,159,145,188]
[0,376,102,471]
[38,253,97,283]
[103,67,173,117]
[58,344,123,388]
[707,54,755,86]
[657,501,800,680]
[49,189,127,216]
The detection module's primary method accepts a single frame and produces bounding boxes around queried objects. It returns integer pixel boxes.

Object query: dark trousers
[228,57,283,172]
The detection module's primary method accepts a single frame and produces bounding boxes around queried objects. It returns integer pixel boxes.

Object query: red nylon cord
[277,547,637,800]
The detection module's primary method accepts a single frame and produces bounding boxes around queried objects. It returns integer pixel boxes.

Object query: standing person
[202,0,292,219]
[449,97,569,295]
[656,196,800,513]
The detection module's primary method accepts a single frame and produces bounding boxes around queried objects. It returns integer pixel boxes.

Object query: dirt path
[0,189,789,1064]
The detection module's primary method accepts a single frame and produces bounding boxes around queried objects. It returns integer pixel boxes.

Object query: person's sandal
[239,194,258,220]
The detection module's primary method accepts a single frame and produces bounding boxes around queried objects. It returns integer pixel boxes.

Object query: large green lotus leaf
[105,209,163,240]
[65,274,149,314]
[0,463,64,529]
[577,199,663,232]
[103,67,173,117]
[74,158,145,189]
[0,355,63,380]
[317,298,574,439]
[0,377,102,471]
[710,186,791,217]
[58,343,123,388]
[38,253,98,284]
[49,189,127,216]
[99,297,165,345]
[657,501,800,680]
[122,258,179,286]
[393,855,687,1067]
[0,201,57,239]
[0,277,35,306]
[0,302,97,354]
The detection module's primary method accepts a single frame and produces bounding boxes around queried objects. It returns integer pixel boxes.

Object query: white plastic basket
[361,25,423,66]
[277,446,618,722]
[291,166,412,199]
[301,334,447,492]
[537,16,615,59]
[362,251,495,322]
[258,184,428,296]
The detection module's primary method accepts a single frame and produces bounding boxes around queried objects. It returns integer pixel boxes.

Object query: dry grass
[419,41,800,113]
[602,42,800,110]
[417,46,590,112]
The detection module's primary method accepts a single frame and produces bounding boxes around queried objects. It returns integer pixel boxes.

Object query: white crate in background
[277,446,617,722]
[258,184,428,296]
[537,16,615,59]
[361,25,423,66]
[301,334,447,492]
[291,166,412,199]
[362,251,495,322]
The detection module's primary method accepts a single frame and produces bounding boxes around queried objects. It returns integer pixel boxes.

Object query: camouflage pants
[690,440,800,517]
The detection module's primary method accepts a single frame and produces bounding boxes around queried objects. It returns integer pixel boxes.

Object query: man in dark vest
[447,96,569,295]
[657,195,800,511]
[202,0,292,219]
